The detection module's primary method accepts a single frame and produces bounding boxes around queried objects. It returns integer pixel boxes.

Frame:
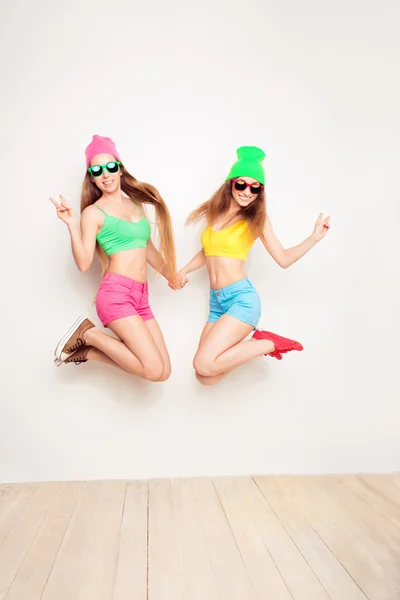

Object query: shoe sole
[253,331,304,356]
[54,315,86,362]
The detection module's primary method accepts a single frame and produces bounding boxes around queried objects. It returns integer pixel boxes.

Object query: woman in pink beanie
[50,134,183,381]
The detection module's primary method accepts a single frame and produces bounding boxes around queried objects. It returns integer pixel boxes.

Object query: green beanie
[225,146,266,185]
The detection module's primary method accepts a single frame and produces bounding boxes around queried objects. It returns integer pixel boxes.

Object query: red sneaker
[252,330,303,360]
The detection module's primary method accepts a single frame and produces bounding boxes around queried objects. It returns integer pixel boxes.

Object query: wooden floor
[0,475,399,600]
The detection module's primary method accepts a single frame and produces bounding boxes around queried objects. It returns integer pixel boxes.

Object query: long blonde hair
[186,180,267,240]
[80,164,176,280]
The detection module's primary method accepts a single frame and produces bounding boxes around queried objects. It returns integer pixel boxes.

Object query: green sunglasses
[88,161,121,177]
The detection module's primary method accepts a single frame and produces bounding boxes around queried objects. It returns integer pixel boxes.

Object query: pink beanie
[85,134,121,168]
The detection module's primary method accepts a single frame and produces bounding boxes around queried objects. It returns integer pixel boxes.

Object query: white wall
[1,0,399,482]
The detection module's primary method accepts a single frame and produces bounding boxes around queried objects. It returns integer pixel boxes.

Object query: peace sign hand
[312,213,331,242]
[49,194,76,226]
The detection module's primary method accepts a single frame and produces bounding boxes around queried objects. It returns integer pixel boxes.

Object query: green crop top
[95,202,151,256]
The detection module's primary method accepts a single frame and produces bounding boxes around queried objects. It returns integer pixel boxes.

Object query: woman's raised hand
[49,194,76,226]
[312,213,331,242]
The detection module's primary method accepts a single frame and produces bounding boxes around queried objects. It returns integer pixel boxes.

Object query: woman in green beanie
[177,146,330,385]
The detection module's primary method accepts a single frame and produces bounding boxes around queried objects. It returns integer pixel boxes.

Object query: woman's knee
[193,353,214,377]
[156,364,171,382]
[196,371,218,386]
[142,358,165,382]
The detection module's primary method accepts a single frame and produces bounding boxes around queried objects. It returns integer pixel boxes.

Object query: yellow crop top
[201,220,255,261]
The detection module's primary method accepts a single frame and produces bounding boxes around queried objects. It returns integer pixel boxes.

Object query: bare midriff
[205,255,248,290]
[106,247,148,283]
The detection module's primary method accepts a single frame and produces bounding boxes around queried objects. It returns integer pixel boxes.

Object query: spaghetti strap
[132,199,145,217]
[95,205,107,216]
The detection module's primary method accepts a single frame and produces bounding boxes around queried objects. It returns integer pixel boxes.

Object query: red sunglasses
[233,178,264,195]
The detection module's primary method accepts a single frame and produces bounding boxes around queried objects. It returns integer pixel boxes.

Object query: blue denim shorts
[208,278,261,328]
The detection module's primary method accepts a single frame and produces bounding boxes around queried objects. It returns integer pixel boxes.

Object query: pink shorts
[95,272,155,327]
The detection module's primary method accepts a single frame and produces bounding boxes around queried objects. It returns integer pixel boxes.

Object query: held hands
[168,270,189,290]
[49,194,76,226]
[312,213,331,242]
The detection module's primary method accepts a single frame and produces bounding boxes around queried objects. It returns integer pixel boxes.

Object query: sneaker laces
[66,352,88,365]
[67,338,85,353]
[70,357,87,365]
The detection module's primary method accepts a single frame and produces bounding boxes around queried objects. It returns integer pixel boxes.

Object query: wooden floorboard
[0,484,37,548]
[293,476,400,592]
[112,481,148,600]
[4,482,82,600]
[214,477,297,600]
[340,475,400,530]
[170,478,220,600]
[232,476,331,600]
[147,479,185,600]
[275,476,399,600]
[254,476,369,600]
[0,482,60,600]
[0,475,398,600]
[39,480,126,600]
[191,477,257,600]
